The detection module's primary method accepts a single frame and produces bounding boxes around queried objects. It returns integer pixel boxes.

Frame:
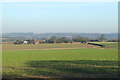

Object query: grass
[2,42,118,78]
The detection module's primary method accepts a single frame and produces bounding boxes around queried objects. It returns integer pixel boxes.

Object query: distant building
[39,40,46,43]
[34,40,39,44]
[23,40,28,44]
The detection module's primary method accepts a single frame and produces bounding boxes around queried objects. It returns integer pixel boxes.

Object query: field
[90,42,118,48]
[2,42,118,78]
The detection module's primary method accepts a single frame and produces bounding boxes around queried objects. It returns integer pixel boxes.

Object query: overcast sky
[2,2,118,33]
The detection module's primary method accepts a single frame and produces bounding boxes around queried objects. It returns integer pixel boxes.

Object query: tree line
[14,34,117,44]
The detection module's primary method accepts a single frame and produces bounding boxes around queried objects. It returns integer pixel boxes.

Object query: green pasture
[2,43,95,51]
[2,42,118,78]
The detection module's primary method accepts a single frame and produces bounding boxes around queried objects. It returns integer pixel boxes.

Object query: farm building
[33,40,40,44]
[23,40,28,44]
[39,40,46,43]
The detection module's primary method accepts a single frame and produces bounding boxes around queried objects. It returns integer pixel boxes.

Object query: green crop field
[2,43,98,51]
[2,42,118,78]
[90,42,118,48]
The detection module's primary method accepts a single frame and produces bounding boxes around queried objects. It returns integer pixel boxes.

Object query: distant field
[90,42,118,48]
[2,42,118,78]
[2,43,99,51]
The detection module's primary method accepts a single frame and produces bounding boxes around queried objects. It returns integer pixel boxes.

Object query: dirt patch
[24,47,104,51]
[2,43,105,51]
[89,47,104,49]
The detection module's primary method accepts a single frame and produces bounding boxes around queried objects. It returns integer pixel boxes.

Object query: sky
[1,2,118,33]
[0,0,119,2]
